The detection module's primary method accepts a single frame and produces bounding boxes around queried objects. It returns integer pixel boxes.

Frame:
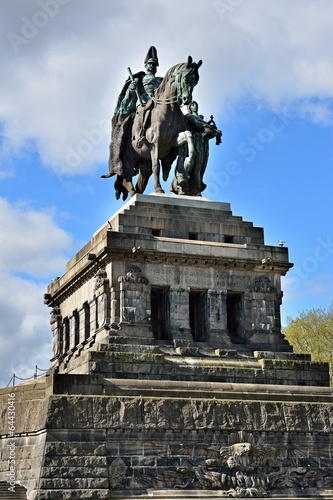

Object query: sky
[1,0,333,387]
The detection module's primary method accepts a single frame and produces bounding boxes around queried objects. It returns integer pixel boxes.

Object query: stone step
[86,349,329,386]
[26,489,109,499]
[95,377,333,403]
[122,199,234,214]
[104,333,295,353]
[107,488,333,499]
[50,367,333,400]
[107,335,169,347]
[98,342,238,356]
[114,224,261,243]
[117,212,235,226]
[116,218,258,234]
[97,342,301,360]
[118,211,248,226]
[97,341,308,361]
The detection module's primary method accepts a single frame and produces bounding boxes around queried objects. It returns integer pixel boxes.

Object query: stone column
[248,274,289,350]
[207,289,232,348]
[78,307,86,344]
[93,269,111,342]
[110,284,120,327]
[169,286,192,344]
[118,265,152,338]
[69,313,79,350]
[89,298,97,333]
[119,282,147,322]
[50,307,63,364]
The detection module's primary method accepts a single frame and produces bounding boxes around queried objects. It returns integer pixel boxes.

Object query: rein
[152,95,179,105]
[151,68,187,106]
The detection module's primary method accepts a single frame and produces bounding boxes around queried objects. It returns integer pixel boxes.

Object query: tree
[283,302,333,385]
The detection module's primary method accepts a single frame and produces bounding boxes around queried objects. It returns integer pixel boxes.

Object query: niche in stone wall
[227,292,244,344]
[63,317,70,352]
[189,289,208,342]
[151,286,170,341]
[73,310,79,346]
[83,301,90,340]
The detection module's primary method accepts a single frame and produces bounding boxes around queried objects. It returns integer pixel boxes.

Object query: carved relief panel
[118,265,150,325]
[249,275,278,333]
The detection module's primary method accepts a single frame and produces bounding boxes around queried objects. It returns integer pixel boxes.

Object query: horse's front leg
[175,130,194,172]
[150,144,165,194]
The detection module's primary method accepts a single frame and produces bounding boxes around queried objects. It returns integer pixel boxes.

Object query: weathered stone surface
[1,374,332,498]
[1,195,333,499]
[45,194,296,379]
[41,395,333,434]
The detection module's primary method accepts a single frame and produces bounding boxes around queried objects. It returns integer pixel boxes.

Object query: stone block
[3,195,333,499]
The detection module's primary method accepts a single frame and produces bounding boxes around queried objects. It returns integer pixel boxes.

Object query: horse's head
[175,56,202,106]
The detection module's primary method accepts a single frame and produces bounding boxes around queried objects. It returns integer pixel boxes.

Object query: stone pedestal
[0,194,332,499]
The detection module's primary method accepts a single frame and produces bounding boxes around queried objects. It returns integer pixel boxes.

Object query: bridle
[151,67,192,106]
[152,94,179,105]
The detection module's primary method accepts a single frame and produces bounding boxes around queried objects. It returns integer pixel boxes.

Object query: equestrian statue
[101,47,221,200]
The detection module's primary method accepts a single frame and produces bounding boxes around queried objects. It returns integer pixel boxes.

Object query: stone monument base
[1,195,332,499]
[1,365,333,499]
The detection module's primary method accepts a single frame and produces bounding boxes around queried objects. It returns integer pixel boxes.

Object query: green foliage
[283,302,333,384]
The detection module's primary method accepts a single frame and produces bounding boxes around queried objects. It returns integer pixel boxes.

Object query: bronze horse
[108,57,202,200]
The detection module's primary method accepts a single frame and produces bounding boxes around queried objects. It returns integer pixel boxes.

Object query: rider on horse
[118,46,162,114]
[102,47,163,199]
[102,49,203,201]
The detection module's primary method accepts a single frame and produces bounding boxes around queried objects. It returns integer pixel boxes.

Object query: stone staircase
[108,194,265,244]
[59,337,329,387]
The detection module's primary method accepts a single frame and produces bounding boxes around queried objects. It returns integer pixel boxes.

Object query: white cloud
[0,197,73,386]
[281,272,333,325]
[295,59,333,98]
[0,271,52,388]
[0,197,73,277]
[2,0,333,175]
[299,100,333,126]
[282,273,333,303]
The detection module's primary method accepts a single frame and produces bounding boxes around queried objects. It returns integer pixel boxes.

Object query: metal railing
[6,366,49,387]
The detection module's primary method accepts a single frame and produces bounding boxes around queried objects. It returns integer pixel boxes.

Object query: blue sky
[1,0,333,386]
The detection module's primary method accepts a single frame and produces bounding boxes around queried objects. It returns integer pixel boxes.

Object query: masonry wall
[1,377,333,499]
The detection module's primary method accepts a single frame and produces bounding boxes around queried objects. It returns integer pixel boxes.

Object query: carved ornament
[251,275,276,294]
[118,264,149,284]
[109,458,126,489]
[126,432,326,497]
[94,269,109,291]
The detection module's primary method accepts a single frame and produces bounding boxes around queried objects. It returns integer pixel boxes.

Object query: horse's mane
[154,62,186,99]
